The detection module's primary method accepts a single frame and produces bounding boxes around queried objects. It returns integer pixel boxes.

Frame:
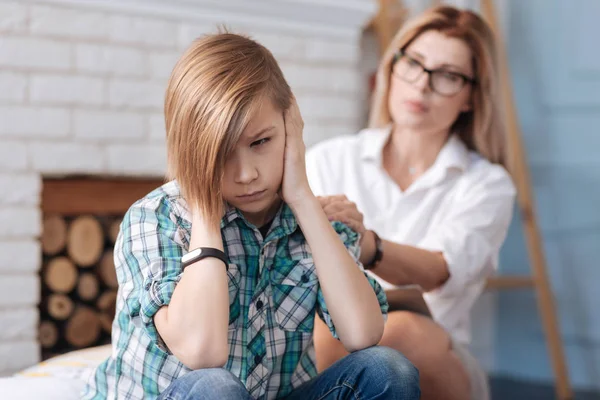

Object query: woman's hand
[281,96,313,207]
[318,195,366,239]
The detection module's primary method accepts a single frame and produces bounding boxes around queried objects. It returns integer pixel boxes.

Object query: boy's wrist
[287,189,318,217]
[285,185,314,211]
[191,209,224,249]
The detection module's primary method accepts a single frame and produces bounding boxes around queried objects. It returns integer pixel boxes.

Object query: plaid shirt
[83,181,388,400]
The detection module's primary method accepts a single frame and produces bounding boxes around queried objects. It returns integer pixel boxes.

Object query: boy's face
[222,99,286,227]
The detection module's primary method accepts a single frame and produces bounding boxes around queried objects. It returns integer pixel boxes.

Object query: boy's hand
[281,96,313,207]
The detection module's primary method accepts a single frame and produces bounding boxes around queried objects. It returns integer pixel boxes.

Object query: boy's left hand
[281,96,312,207]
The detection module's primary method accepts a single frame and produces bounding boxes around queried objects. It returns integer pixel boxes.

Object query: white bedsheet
[0,345,111,400]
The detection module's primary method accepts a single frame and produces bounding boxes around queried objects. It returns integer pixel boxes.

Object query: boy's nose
[235,163,259,184]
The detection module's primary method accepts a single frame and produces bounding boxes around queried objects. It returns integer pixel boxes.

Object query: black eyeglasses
[391,50,476,96]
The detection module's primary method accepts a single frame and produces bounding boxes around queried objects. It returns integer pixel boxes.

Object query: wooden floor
[490,376,600,400]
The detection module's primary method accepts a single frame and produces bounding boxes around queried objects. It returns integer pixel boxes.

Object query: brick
[0,71,28,102]
[149,51,180,79]
[0,174,40,206]
[107,144,167,176]
[148,113,166,142]
[177,23,215,49]
[109,15,177,48]
[0,106,70,138]
[0,37,71,71]
[281,63,362,95]
[0,340,39,374]
[30,5,107,40]
[75,44,147,78]
[0,240,40,273]
[30,75,105,106]
[73,110,144,141]
[0,274,39,307]
[249,31,305,61]
[29,142,105,174]
[296,94,360,121]
[0,141,27,171]
[0,308,38,341]
[0,207,41,238]
[109,79,165,110]
[303,122,357,147]
[305,39,359,65]
[0,2,28,34]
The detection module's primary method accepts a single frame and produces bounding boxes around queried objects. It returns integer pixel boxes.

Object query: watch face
[182,248,202,263]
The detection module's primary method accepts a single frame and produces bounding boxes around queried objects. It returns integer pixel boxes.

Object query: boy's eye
[251,138,270,147]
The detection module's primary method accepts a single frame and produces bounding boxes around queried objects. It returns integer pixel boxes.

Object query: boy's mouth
[237,189,267,202]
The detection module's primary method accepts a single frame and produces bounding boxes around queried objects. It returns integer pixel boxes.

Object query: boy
[83,33,419,400]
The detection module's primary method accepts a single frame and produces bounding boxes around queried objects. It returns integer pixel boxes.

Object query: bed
[0,345,111,399]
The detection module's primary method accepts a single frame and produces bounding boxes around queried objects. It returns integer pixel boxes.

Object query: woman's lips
[404,100,429,113]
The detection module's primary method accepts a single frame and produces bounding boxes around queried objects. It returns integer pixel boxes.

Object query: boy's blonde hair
[165,33,292,224]
[369,6,507,167]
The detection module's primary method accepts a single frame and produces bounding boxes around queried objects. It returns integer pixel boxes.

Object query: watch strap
[365,231,383,270]
[181,247,228,271]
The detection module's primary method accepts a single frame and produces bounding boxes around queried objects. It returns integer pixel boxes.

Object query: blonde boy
[83,33,419,400]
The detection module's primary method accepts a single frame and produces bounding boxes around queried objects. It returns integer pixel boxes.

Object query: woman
[306,6,516,400]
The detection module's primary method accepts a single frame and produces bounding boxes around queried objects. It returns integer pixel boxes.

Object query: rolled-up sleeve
[316,222,389,339]
[418,167,516,298]
[116,197,185,353]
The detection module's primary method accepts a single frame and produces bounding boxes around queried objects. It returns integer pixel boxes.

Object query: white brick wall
[0,0,380,376]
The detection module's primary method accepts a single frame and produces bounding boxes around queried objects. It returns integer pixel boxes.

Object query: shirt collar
[359,125,470,173]
[359,126,392,163]
[221,201,298,240]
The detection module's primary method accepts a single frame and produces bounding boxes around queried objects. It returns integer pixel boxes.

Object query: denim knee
[352,346,421,399]
[159,368,251,400]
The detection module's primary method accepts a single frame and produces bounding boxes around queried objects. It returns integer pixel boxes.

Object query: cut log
[44,257,78,294]
[97,290,117,314]
[97,251,118,289]
[97,290,117,334]
[39,320,59,349]
[64,306,101,348]
[41,214,67,256]
[109,219,121,244]
[99,313,113,334]
[67,216,104,267]
[77,273,99,301]
[47,294,74,320]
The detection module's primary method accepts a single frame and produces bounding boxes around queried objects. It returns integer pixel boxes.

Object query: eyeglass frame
[391,49,477,96]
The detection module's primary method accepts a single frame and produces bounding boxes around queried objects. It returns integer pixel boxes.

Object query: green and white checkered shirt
[83,180,388,400]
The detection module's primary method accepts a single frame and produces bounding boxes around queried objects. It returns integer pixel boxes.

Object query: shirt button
[254,354,262,365]
[256,299,263,310]
[301,274,309,283]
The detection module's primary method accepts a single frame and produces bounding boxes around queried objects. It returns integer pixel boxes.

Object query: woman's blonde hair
[369,5,506,166]
[165,33,292,224]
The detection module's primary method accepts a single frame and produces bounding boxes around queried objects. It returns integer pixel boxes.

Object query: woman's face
[388,30,475,135]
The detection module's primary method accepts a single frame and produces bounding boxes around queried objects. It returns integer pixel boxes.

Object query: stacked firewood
[39,214,121,359]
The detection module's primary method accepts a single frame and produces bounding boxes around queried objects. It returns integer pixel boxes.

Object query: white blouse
[306,127,516,344]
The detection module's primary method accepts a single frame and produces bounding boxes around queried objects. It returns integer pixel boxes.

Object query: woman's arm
[282,98,385,352]
[318,196,446,290]
[362,232,449,291]
[321,168,516,294]
[154,210,230,370]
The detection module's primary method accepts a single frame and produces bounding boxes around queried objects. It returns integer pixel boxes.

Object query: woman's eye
[251,138,270,147]
[407,58,420,67]
[441,72,461,82]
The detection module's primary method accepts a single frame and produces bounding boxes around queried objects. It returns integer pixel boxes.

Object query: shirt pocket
[227,263,242,330]
[270,259,319,333]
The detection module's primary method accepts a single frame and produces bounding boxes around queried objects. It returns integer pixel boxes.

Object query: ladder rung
[486,276,535,290]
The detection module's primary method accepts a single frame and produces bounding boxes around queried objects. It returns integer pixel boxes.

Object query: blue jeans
[158,346,420,400]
